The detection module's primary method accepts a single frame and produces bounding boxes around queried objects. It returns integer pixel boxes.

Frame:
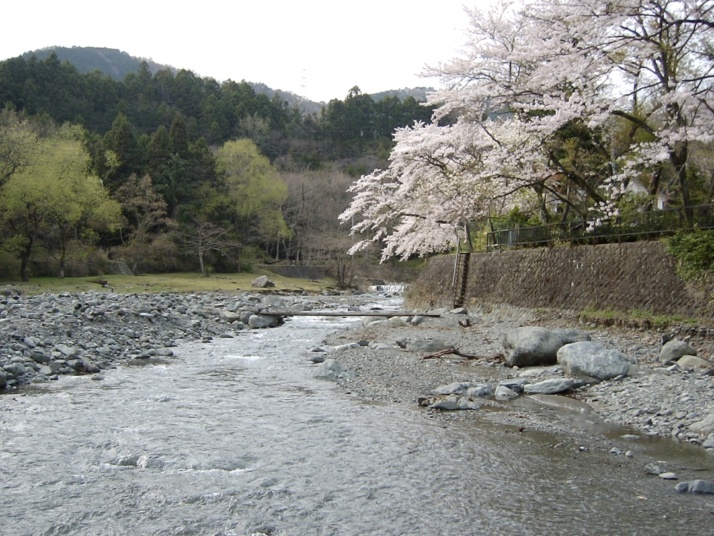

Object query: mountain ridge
[21,46,434,114]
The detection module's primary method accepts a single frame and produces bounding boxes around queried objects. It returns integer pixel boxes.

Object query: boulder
[247,314,280,329]
[221,311,243,323]
[30,349,51,364]
[331,342,362,352]
[557,341,631,381]
[251,275,275,288]
[494,384,520,400]
[523,378,576,394]
[702,434,714,450]
[660,339,697,364]
[314,359,350,381]
[675,480,714,494]
[387,317,410,328]
[689,413,714,436]
[503,327,564,367]
[466,384,493,398]
[432,382,470,395]
[676,355,711,370]
[410,315,425,326]
[54,344,77,357]
[432,382,492,397]
[429,395,480,411]
[261,295,286,308]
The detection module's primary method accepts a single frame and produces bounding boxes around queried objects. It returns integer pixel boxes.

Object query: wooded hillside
[0,50,437,283]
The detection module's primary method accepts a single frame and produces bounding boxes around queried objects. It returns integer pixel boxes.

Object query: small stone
[702,434,714,449]
[659,472,678,480]
[494,385,520,400]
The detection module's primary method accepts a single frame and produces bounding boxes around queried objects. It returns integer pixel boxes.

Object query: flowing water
[1,294,712,536]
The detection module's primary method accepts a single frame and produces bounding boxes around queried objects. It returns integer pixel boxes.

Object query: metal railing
[486,204,714,250]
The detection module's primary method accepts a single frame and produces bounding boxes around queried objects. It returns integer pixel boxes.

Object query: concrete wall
[407,241,713,318]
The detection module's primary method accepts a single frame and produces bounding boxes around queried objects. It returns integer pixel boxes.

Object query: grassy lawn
[0,271,335,295]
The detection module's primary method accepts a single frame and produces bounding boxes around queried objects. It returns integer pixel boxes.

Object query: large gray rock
[221,311,243,323]
[675,480,714,494]
[689,413,714,436]
[247,314,279,329]
[523,378,576,394]
[557,341,631,381]
[432,382,493,397]
[494,384,520,400]
[54,344,77,357]
[30,349,51,364]
[503,327,564,367]
[429,395,480,411]
[314,359,350,381]
[660,339,697,364]
[676,355,711,370]
[251,275,275,288]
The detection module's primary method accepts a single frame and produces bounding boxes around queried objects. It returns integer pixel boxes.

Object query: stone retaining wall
[407,241,713,319]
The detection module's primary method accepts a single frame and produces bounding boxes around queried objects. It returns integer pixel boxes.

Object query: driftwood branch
[421,348,477,360]
[421,349,505,362]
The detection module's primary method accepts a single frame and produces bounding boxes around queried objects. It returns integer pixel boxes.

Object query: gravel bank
[323,302,714,455]
[0,288,342,389]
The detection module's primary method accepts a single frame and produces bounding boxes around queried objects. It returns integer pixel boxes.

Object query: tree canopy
[342,0,714,260]
[0,122,121,279]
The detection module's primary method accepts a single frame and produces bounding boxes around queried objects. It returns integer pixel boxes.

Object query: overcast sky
[1,1,482,102]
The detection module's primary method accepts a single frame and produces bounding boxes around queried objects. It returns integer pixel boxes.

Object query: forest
[0,51,435,283]
[2,0,713,285]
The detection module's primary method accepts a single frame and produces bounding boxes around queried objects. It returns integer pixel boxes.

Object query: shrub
[666,229,714,281]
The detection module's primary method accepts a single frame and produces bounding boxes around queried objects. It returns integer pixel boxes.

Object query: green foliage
[0,123,121,280]
[666,229,714,281]
[0,51,445,274]
[216,138,289,241]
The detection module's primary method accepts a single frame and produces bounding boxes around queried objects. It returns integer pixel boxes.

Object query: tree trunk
[671,141,693,224]
[59,245,66,279]
[19,236,33,282]
[198,247,208,277]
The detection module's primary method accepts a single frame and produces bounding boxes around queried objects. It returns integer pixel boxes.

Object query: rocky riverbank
[321,302,714,461]
[0,287,341,389]
[4,286,713,480]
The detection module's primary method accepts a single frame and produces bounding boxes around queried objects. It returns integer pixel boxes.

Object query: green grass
[0,271,336,295]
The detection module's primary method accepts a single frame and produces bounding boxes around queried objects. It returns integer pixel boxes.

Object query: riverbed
[1,293,713,535]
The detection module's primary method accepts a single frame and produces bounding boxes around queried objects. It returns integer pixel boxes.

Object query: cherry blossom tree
[341,0,714,260]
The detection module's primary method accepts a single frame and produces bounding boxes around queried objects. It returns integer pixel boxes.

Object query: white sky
[1,1,481,103]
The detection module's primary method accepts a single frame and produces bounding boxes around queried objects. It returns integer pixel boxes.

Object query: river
[1,293,712,535]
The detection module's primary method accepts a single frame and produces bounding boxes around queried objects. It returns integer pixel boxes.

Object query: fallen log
[421,348,478,360]
[260,310,440,317]
[421,349,505,362]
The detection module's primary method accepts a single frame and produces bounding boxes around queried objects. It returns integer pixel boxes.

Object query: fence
[486,204,714,250]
